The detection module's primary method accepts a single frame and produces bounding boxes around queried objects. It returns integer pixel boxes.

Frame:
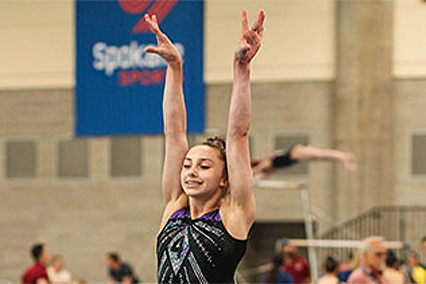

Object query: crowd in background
[263,236,426,284]
[16,236,426,284]
[20,244,139,284]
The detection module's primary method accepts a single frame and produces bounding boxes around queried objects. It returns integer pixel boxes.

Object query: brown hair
[201,136,227,179]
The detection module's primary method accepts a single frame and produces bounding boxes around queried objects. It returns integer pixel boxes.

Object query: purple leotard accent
[169,207,222,222]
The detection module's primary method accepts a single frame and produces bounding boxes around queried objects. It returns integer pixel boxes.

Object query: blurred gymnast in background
[253,144,356,180]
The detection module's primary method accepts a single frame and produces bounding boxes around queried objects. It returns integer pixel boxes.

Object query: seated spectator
[383,250,404,284]
[107,252,140,284]
[21,243,49,284]
[47,255,72,284]
[282,242,310,284]
[318,256,339,284]
[338,250,359,283]
[409,251,426,284]
[262,253,294,284]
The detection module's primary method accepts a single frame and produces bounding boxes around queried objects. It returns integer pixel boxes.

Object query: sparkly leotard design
[157,207,248,284]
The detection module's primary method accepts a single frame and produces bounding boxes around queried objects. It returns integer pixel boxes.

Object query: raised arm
[226,11,265,216]
[145,15,187,207]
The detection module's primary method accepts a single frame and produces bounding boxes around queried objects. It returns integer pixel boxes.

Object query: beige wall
[205,0,335,82]
[394,79,426,204]
[0,1,73,88]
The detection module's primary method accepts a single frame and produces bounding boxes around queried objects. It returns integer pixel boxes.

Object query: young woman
[144,10,265,284]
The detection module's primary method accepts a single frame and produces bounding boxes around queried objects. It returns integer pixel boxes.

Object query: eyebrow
[184,158,214,163]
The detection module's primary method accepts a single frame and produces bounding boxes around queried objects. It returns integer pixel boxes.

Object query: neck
[188,196,222,219]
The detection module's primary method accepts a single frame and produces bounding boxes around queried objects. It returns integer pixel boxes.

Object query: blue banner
[75,0,204,136]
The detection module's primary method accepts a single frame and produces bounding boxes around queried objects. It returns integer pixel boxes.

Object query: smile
[185,180,203,186]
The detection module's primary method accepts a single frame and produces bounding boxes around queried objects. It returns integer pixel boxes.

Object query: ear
[219,176,229,189]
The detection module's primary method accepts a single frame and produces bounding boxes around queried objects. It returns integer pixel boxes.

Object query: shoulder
[300,256,309,265]
[347,268,366,283]
[121,262,133,271]
[34,263,48,276]
[160,196,189,230]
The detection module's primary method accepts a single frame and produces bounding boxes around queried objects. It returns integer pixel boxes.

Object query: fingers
[243,30,258,46]
[144,14,161,35]
[251,9,265,33]
[144,45,160,54]
[242,10,249,33]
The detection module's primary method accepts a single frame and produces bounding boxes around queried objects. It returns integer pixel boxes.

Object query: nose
[187,165,198,177]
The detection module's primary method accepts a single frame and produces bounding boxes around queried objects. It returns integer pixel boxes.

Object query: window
[110,137,142,177]
[5,140,37,178]
[58,139,89,178]
[412,134,426,175]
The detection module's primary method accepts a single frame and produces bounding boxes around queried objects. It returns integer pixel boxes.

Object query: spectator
[47,255,72,284]
[21,243,49,284]
[281,242,310,284]
[408,251,426,284]
[107,252,140,284]
[318,256,339,284]
[262,253,294,284]
[383,250,404,284]
[338,250,359,283]
[347,236,386,284]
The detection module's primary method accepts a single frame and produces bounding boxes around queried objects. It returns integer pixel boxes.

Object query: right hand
[144,14,182,66]
[234,10,265,65]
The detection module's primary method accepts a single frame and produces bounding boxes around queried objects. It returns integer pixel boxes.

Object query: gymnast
[144,9,265,284]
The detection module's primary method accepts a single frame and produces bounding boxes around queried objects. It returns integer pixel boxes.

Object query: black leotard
[157,207,248,283]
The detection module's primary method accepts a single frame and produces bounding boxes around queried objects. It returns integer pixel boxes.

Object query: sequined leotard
[156,207,248,284]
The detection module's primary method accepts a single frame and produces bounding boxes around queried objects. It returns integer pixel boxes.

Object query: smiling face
[180,145,228,200]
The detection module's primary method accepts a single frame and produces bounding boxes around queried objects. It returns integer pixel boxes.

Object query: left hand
[234,10,265,64]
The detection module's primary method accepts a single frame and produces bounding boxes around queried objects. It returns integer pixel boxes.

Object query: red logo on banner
[119,0,178,33]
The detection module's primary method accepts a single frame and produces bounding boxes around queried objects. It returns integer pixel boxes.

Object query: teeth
[187,181,201,185]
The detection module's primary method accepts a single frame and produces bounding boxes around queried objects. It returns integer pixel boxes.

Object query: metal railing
[317,205,426,264]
